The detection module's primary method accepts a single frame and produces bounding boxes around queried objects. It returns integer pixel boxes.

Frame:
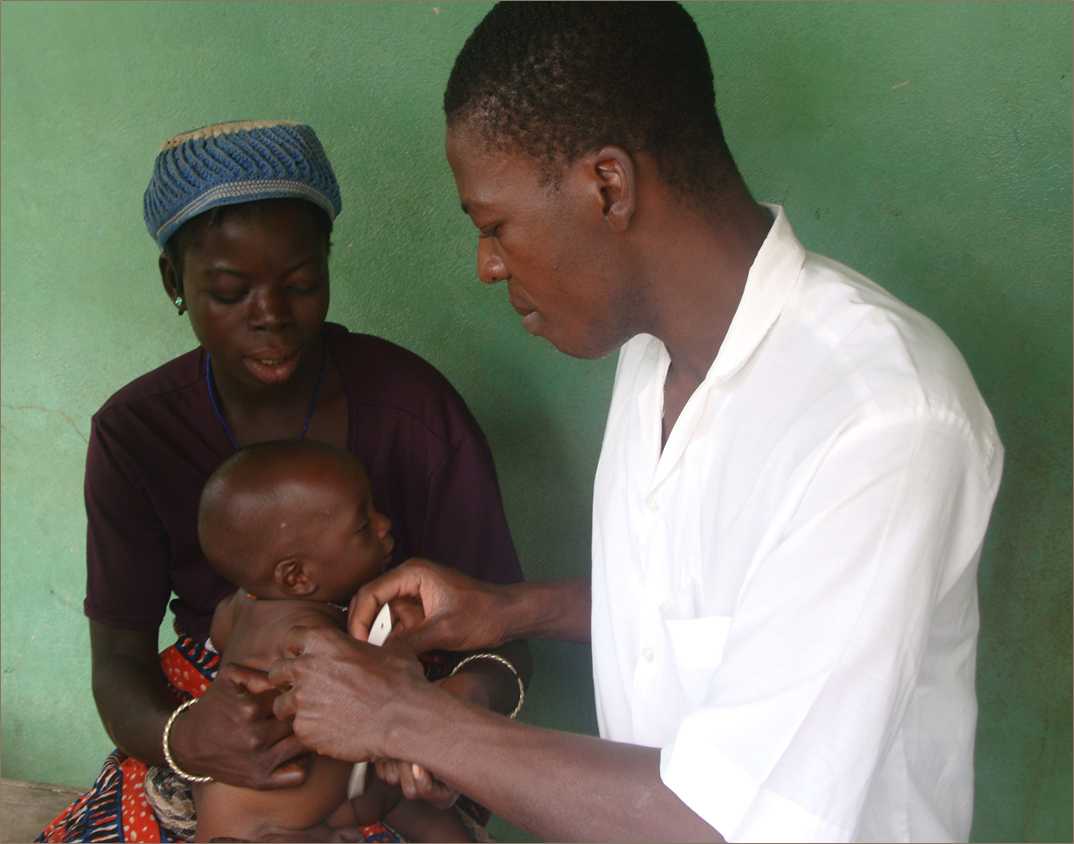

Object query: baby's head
[198,440,394,602]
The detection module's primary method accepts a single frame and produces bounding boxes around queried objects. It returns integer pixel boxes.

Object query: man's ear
[591,145,636,233]
[274,558,316,597]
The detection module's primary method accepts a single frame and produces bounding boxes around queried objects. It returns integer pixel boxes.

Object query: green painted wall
[2,2,1069,841]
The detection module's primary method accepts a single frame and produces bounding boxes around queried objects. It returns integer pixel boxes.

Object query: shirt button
[641,647,654,662]
[647,496,659,512]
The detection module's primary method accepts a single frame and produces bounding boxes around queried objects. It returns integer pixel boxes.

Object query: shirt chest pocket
[662,614,733,710]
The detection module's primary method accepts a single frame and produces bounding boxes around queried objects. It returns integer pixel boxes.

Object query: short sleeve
[659,413,1001,842]
[418,399,524,587]
[83,412,172,631]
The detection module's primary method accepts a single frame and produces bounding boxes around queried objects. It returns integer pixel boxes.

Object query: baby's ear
[275,558,316,597]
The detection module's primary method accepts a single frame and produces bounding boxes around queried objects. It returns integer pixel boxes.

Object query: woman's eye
[478,224,501,239]
[288,279,322,295]
[209,290,246,304]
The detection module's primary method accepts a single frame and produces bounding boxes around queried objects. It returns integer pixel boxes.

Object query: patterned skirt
[36,637,405,843]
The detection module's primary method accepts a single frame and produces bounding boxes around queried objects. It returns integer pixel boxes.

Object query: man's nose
[477,238,508,285]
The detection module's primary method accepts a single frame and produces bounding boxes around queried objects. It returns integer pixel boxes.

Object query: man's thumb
[392,617,456,654]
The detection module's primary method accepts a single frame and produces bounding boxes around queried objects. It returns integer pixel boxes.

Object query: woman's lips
[243,349,300,384]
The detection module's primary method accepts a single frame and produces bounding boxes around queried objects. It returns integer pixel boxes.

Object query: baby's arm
[384,798,472,842]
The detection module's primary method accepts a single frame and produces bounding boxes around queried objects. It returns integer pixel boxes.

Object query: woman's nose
[477,238,508,285]
[249,285,292,329]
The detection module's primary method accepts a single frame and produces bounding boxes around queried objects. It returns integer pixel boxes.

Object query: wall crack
[2,403,89,444]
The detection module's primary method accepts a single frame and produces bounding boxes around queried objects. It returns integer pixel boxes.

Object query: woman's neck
[210,334,327,446]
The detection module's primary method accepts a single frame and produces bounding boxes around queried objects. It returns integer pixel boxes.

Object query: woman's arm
[439,639,532,710]
[90,621,307,788]
[90,621,186,767]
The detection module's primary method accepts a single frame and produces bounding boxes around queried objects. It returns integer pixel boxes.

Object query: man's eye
[478,224,501,239]
[355,521,370,534]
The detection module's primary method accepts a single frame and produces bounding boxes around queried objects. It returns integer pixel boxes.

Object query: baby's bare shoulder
[224,599,346,669]
[238,598,344,627]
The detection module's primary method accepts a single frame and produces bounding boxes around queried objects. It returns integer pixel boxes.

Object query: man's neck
[646,194,773,386]
[630,188,772,449]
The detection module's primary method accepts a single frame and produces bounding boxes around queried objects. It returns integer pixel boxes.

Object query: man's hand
[385,597,427,640]
[348,558,510,652]
[167,663,309,789]
[268,625,432,763]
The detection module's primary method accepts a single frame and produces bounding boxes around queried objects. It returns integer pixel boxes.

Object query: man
[264,5,1003,841]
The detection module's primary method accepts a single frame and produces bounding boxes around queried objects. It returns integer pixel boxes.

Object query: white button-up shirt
[591,206,1003,842]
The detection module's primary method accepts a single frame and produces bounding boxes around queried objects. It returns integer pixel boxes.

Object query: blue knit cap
[144,119,342,248]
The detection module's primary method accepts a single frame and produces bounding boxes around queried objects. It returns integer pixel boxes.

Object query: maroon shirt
[84,323,523,642]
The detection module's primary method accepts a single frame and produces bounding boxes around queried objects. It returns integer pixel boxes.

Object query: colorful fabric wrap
[36,637,486,842]
[143,119,342,249]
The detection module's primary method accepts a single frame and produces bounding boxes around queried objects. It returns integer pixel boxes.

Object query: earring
[174,295,185,315]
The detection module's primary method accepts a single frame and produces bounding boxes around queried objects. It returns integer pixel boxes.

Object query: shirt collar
[707,203,806,384]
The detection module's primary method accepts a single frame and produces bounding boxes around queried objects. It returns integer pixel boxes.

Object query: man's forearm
[500,578,591,643]
[386,688,721,842]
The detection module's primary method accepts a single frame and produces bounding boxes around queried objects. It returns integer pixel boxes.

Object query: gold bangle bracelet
[162,698,214,784]
[449,652,525,720]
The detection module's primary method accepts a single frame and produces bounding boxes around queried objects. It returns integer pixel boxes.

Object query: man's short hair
[444,2,736,201]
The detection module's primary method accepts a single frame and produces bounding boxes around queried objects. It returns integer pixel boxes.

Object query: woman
[40,119,528,842]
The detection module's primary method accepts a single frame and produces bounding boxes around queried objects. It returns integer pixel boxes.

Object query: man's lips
[509,296,543,335]
[509,294,536,317]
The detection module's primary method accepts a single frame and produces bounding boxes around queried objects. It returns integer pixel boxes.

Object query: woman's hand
[268,625,433,763]
[167,663,309,789]
[348,558,511,652]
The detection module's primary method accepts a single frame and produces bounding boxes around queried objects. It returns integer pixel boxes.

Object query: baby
[193,439,471,843]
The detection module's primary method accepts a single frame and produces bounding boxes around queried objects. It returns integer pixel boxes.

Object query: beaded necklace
[205,346,326,450]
